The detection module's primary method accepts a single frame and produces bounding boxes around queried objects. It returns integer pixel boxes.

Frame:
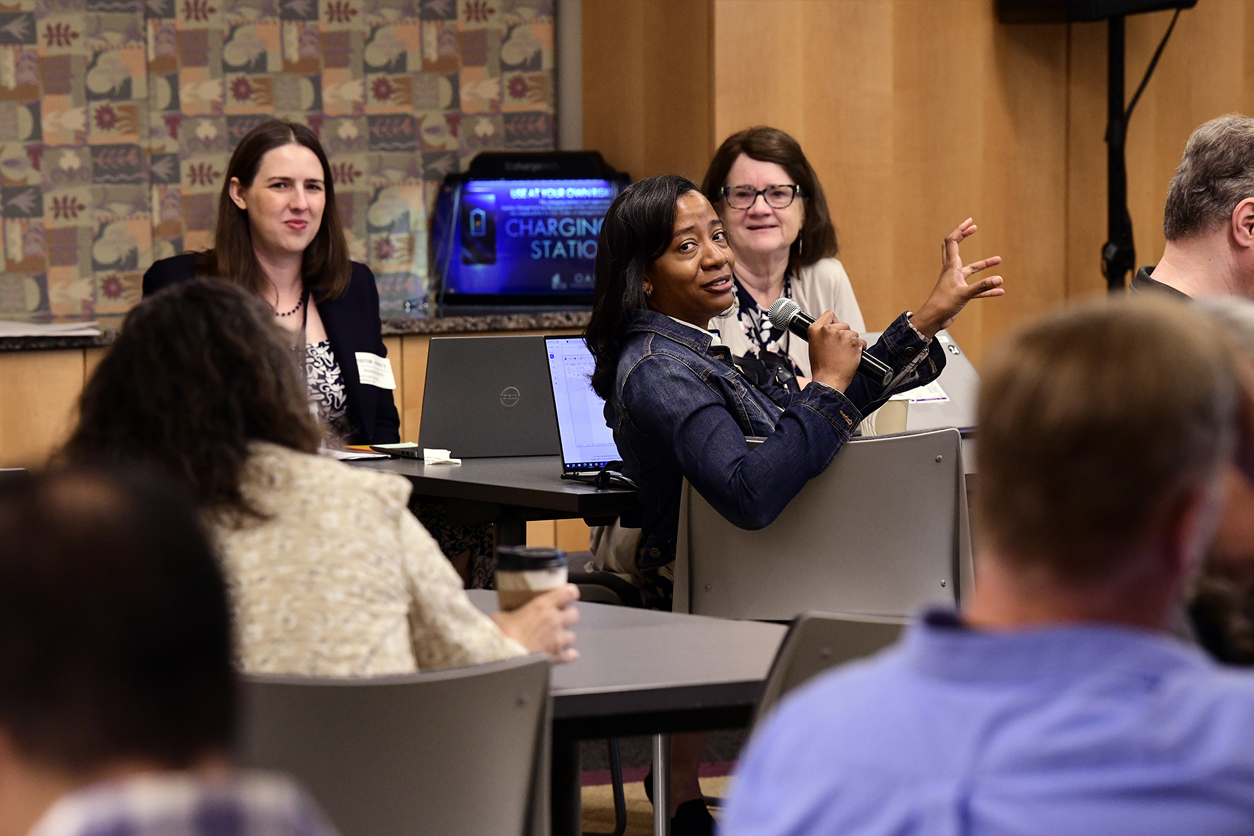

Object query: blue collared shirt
[722,611,1254,836]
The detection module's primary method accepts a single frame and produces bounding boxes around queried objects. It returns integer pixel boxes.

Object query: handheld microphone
[767,298,893,387]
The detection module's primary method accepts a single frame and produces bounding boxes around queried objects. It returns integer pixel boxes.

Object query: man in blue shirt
[721,297,1254,836]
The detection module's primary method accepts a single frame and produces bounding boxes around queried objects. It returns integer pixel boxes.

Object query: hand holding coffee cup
[496,546,569,610]
[491,546,580,663]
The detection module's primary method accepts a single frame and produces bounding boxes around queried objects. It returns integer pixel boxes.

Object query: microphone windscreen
[767,297,800,330]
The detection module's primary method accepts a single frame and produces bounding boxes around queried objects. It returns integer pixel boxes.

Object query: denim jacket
[607,309,944,579]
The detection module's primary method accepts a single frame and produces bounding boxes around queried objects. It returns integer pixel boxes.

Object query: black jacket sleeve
[142,252,203,297]
[320,263,401,445]
[143,255,401,445]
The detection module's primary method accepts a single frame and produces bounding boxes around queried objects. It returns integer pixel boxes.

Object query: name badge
[355,352,396,389]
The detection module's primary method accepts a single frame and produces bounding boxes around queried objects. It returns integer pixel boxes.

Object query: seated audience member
[142,119,494,589]
[1132,115,1254,607]
[701,126,865,389]
[585,174,1001,833]
[722,297,1254,836]
[143,119,397,446]
[1189,296,1254,664]
[0,466,338,836]
[62,279,578,676]
[1134,113,1254,299]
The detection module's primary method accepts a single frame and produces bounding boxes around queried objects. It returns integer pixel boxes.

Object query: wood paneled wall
[582,0,1254,367]
[1,333,590,551]
[581,0,714,184]
[0,351,86,468]
[1068,4,1254,301]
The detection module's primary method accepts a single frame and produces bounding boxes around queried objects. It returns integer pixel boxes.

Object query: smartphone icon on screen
[461,190,497,265]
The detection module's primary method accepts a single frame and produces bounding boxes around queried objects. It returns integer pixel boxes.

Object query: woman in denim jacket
[587,175,1002,603]
[585,175,1003,833]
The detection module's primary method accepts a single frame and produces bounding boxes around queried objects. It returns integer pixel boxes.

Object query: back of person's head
[976,296,1241,581]
[1164,114,1254,240]
[63,278,322,514]
[208,119,350,301]
[1183,295,1254,662]
[701,125,838,266]
[0,466,233,773]
[586,174,702,400]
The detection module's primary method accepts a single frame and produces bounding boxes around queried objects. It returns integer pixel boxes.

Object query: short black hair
[0,466,235,772]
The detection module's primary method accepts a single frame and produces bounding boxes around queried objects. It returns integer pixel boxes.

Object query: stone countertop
[0,310,592,352]
[381,309,590,335]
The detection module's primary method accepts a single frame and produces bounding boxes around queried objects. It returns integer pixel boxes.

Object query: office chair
[236,654,550,836]
[752,611,907,729]
[673,428,972,619]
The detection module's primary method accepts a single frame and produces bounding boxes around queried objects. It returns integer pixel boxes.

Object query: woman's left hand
[910,218,1004,340]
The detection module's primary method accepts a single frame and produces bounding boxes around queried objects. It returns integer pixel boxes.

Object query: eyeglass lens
[725,185,800,209]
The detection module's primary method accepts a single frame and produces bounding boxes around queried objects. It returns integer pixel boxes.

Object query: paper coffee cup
[495,546,568,612]
[872,399,909,435]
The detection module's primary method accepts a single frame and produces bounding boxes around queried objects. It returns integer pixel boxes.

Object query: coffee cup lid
[496,546,566,572]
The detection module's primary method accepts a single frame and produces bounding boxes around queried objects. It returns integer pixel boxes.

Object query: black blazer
[142,253,402,444]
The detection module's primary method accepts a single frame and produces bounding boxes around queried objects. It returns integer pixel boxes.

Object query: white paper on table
[888,381,949,403]
[320,447,389,461]
[0,320,102,337]
[423,448,462,465]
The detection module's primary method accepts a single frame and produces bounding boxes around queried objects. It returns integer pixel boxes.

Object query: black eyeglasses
[720,184,805,210]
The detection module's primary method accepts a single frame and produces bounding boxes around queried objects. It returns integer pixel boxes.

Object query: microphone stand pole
[1102,14,1136,293]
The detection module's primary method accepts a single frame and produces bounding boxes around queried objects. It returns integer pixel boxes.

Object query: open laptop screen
[544,336,620,472]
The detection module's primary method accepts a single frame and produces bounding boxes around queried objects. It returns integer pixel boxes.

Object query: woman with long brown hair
[64,279,578,675]
[143,119,399,445]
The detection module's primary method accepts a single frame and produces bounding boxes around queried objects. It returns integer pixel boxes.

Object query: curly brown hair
[62,279,323,516]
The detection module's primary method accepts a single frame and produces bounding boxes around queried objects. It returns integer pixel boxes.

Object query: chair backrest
[236,654,550,836]
[673,427,972,619]
[751,611,906,729]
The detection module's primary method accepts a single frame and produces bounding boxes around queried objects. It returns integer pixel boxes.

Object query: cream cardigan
[711,257,866,377]
[210,443,524,676]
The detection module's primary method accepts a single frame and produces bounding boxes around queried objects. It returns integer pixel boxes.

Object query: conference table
[468,590,786,836]
[353,454,637,544]
[352,450,963,832]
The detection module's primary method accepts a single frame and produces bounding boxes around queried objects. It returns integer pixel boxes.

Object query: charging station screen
[446,179,619,297]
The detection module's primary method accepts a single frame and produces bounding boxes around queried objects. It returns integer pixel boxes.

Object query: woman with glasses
[701,126,863,390]
[586,174,1002,834]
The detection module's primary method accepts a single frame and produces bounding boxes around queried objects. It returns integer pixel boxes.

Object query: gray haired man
[1136,113,1254,298]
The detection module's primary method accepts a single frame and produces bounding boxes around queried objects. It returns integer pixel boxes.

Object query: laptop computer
[543,336,622,476]
[418,335,560,458]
